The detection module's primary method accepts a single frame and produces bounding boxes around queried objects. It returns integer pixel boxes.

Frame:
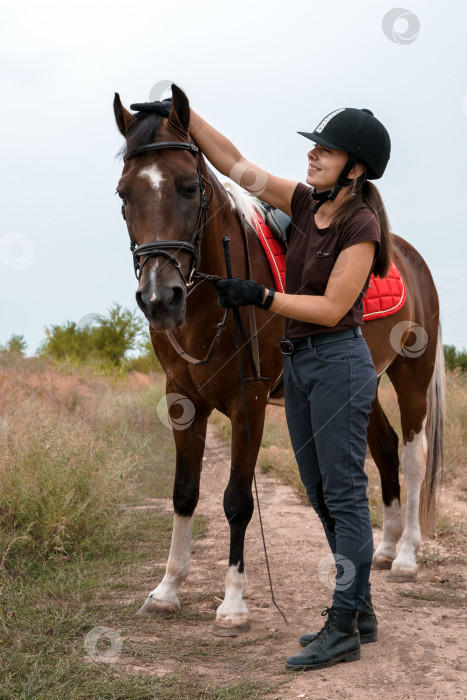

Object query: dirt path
[131,422,466,699]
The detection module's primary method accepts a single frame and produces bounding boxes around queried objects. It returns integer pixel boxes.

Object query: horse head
[114,85,209,329]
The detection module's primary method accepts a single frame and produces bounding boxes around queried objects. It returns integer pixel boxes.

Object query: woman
[189,105,392,671]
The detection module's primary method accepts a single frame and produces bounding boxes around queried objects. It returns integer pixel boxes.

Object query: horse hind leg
[367,389,404,570]
[388,416,427,582]
[138,409,208,615]
[386,360,431,582]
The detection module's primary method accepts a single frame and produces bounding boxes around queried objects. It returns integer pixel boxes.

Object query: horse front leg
[212,402,266,637]
[138,407,209,615]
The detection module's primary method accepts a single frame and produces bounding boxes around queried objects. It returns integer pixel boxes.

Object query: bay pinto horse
[113,86,444,636]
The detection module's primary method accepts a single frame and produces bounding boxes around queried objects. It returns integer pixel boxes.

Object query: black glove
[210,277,266,309]
[130,98,172,117]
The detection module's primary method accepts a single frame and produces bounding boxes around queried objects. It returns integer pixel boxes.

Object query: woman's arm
[190,110,297,215]
[264,241,377,326]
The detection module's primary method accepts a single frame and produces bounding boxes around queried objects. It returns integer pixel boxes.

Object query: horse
[113,85,444,636]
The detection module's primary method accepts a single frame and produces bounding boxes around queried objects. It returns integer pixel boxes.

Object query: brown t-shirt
[284,183,381,339]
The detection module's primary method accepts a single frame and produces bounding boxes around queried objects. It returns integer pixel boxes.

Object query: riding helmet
[298,108,391,179]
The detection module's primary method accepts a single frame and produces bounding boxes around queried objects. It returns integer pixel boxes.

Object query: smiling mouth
[307,165,321,173]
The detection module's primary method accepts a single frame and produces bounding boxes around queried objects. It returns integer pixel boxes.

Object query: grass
[0,359,281,699]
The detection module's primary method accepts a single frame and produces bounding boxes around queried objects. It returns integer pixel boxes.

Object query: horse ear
[114,93,136,136]
[167,84,190,137]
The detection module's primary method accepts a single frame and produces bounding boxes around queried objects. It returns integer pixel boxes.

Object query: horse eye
[183,185,198,199]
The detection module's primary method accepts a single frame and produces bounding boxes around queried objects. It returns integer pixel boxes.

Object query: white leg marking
[142,514,194,613]
[374,499,403,566]
[139,165,164,193]
[391,418,427,580]
[215,564,250,629]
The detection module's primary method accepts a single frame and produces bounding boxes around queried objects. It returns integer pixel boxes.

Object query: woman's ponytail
[360,180,392,278]
[331,175,393,278]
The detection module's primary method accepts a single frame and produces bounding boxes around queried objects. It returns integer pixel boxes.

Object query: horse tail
[419,323,445,536]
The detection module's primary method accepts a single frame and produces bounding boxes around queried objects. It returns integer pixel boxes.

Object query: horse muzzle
[136,284,185,329]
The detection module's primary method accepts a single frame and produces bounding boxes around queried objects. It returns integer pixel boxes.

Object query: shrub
[0,334,27,356]
[38,304,146,368]
[444,344,467,373]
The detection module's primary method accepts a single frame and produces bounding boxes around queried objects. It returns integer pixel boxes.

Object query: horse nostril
[169,286,184,310]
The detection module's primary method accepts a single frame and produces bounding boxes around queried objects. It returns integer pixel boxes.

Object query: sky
[1,0,467,353]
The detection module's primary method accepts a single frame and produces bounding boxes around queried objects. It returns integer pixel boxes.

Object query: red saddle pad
[252,211,406,321]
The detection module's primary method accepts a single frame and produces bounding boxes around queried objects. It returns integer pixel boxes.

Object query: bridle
[119,136,262,375]
[122,140,213,287]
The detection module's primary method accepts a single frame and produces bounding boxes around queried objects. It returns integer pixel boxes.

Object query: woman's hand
[210,277,266,308]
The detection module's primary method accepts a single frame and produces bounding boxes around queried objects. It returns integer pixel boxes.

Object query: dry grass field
[0,356,465,698]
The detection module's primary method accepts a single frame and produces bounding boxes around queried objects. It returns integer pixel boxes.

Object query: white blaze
[139,165,164,193]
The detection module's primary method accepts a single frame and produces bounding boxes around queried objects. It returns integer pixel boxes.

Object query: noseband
[122,140,211,286]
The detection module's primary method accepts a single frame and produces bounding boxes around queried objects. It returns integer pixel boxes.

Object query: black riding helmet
[298,108,391,212]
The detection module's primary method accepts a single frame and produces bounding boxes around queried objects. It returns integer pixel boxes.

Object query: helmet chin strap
[311,155,358,214]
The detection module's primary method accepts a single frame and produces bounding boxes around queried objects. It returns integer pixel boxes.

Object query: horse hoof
[137,596,179,615]
[212,621,251,637]
[387,568,417,582]
[372,556,394,570]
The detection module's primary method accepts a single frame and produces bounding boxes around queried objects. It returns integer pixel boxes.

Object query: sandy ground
[133,422,466,699]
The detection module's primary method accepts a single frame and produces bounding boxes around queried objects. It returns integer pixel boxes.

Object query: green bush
[38,304,146,368]
[128,336,162,373]
[0,333,27,356]
[444,344,467,373]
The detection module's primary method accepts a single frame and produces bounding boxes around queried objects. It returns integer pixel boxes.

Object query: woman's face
[306,143,349,191]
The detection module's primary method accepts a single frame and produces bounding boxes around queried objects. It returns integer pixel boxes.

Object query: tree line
[1,308,466,373]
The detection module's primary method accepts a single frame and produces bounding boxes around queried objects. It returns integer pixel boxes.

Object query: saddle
[262,203,292,248]
[251,205,407,322]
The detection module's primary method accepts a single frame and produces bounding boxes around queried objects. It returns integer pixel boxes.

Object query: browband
[124,141,198,162]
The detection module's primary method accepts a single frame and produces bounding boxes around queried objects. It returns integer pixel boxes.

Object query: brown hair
[331,174,393,278]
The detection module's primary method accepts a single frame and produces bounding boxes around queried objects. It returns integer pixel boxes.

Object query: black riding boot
[286,607,360,671]
[299,593,378,647]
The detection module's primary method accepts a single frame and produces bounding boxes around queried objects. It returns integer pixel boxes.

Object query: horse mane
[222,181,265,230]
[118,112,163,159]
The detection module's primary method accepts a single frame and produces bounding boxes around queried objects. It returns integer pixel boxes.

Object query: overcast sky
[1,0,467,353]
